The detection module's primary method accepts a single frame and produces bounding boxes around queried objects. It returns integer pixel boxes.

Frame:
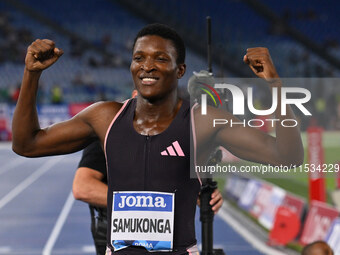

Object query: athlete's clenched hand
[243,47,280,84]
[25,39,63,72]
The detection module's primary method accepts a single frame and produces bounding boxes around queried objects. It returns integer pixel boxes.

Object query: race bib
[111,191,175,252]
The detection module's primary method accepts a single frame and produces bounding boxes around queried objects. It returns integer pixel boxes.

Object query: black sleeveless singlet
[104,98,200,254]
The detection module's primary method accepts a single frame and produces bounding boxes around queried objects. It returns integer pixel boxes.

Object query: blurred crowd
[1,5,340,131]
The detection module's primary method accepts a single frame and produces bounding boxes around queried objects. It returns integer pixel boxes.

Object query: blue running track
[0,143,265,255]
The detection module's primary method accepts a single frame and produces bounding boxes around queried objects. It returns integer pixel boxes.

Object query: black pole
[196,17,225,255]
[200,149,225,255]
[200,17,215,255]
[200,178,217,255]
[206,16,212,73]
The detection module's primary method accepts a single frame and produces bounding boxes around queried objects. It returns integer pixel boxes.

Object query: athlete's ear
[177,63,186,79]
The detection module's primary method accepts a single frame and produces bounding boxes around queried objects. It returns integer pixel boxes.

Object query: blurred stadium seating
[0,0,340,131]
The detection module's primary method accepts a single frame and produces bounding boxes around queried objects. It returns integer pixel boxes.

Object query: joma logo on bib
[111,191,174,251]
[118,195,166,209]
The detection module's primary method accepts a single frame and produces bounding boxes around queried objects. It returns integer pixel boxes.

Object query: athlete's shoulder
[79,100,126,118]
[78,100,131,140]
[73,100,125,129]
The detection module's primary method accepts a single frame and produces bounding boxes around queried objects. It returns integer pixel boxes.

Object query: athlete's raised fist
[243,47,280,83]
[25,39,64,72]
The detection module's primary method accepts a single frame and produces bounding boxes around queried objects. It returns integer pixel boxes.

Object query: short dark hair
[133,23,186,64]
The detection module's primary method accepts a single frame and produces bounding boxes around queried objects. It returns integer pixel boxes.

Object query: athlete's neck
[134,92,182,136]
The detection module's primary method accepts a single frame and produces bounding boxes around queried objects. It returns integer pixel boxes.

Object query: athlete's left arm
[215,48,304,166]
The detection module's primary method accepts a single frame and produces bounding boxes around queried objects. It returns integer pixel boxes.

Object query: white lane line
[0,246,11,253]
[82,245,96,253]
[0,158,27,176]
[42,191,75,255]
[0,156,64,210]
[218,203,287,255]
[0,142,11,149]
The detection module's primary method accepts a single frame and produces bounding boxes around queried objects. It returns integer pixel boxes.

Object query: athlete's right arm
[12,39,110,157]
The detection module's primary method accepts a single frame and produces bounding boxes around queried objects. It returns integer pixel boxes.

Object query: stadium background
[0,0,340,254]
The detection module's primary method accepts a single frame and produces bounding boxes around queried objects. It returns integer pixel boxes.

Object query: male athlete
[73,140,223,255]
[12,23,303,254]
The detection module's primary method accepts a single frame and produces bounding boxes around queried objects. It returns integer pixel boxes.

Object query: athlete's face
[130,35,186,101]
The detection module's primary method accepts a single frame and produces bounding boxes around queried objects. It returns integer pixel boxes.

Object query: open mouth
[140,76,160,85]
